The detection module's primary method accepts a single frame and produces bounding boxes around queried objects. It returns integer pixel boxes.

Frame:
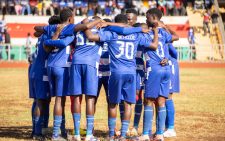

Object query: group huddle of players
[28,7,180,141]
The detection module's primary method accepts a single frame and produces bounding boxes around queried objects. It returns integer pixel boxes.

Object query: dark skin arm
[158,21,179,41]
[149,27,159,50]
[43,24,65,52]
[74,18,102,32]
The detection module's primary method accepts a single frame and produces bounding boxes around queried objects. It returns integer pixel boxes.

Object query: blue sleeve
[168,44,178,59]
[44,36,75,49]
[139,33,153,48]
[164,30,172,43]
[43,25,57,35]
[106,26,142,35]
[98,30,114,42]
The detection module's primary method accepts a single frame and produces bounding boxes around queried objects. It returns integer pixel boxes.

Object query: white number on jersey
[115,41,134,59]
[76,32,96,46]
[156,41,164,58]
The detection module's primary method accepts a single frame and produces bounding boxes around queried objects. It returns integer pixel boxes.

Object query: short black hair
[48,15,61,25]
[133,23,141,27]
[92,16,101,20]
[126,8,138,15]
[114,14,128,24]
[146,8,163,20]
[103,18,112,22]
[60,8,73,23]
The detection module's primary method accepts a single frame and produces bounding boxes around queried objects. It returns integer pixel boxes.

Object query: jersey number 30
[115,41,134,59]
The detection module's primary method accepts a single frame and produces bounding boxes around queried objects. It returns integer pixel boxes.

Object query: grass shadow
[0,126,32,139]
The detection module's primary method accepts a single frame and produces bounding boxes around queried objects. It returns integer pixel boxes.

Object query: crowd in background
[0,0,214,17]
[0,15,11,60]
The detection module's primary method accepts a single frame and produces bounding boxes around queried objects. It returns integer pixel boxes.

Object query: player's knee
[144,98,154,106]
[168,94,173,99]
[157,97,166,107]
[108,103,117,109]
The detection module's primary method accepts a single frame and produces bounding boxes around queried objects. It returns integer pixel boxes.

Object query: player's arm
[149,28,159,50]
[34,26,45,33]
[44,36,74,49]
[158,21,179,41]
[84,29,100,42]
[106,26,149,35]
[140,28,158,50]
[168,44,178,59]
[74,18,102,32]
[44,24,74,49]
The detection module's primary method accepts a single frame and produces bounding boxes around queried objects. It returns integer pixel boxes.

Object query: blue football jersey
[144,27,172,67]
[98,42,110,77]
[72,28,103,68]
[31,35,49,80]
[99,31,152,74]
[43,24,75,68]
[136,45,145,71]
[168,43,178,59]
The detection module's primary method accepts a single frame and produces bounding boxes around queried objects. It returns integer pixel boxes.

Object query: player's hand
[56,24,65,33]
[82,18,89,24]
[160,58,168,66]
[96,22,108,29]
[43,44,54,53]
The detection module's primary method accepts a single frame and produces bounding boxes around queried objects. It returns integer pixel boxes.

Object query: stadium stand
[0,0,224,61]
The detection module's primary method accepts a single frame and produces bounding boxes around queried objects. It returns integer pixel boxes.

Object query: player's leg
[83,64,99,140]
[43,98,51,129]
[119,74,136,139]
[133,72,143,134]
[164,94,176,138]
[51,67,68,140]
[102,76,109,103]
[164,60,179,137]
[33,79,50,137]
[155,67,171,141]
[31,100,36,136]
[95,77,103,113]
[140,66,161,140]
[69,64,82,140]
[108,73,123,139]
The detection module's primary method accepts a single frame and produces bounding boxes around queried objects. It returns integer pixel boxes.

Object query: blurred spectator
[174,0,186,16]
[158,0,167,15]
[0,33,3,60]
[87,4,94,17]
[15,0,23,15]
[1,1,7,15]
[188,27,195,44]
[42,0,54,16]
[0,15,6,33]
[204,0,214,9]
[4,29,11,60]
[74,0,82,16]
[98,0,106,15]
[7,0,16,15]
[29,0,38,15]
[149,0,157,9]
[52,0,60,15]
[59,0,67,10]
[188,27,196,60]
[25,33,32,59]
[211,10,219,24]
[203,10,211,36]
[21,0,31,15]
[194,0,205,10]
[105,5,112,16]
[166,0,175,16]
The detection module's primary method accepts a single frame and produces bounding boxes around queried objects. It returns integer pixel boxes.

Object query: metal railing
[0,44,224,62]
[0,44,35,61]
